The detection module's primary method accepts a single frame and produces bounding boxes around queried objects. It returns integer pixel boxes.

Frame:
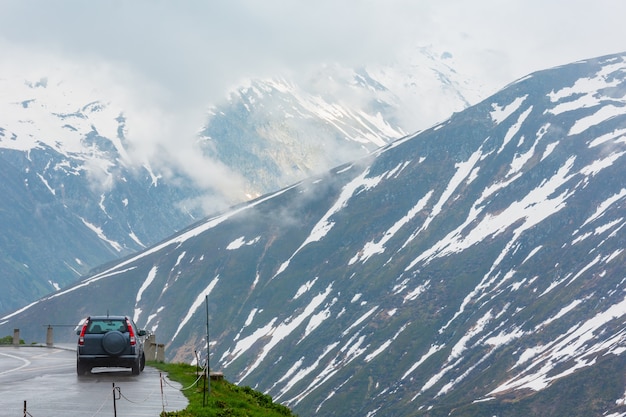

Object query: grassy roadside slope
[150,361,297,417]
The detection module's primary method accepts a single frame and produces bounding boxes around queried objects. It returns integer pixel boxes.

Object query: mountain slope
[200,45,482,198]
[0,77,206,312]
[0,46,479,314]
[4,52,626,416]
[200,76,402,199]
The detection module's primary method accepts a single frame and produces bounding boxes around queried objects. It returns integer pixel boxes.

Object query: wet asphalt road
[0,345,188,416]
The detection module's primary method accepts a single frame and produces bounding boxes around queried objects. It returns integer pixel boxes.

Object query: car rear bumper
[77,354,139,368]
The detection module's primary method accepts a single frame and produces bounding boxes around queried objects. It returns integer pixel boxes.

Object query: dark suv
[76,315,147,375]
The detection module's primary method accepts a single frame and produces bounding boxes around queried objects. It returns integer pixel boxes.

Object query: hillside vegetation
[151,362,296,417]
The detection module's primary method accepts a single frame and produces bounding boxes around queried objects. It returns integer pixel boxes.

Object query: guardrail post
[46,325,54,347]
[145,334,156,360]
[13,329,19,346]
[156,343,165,362]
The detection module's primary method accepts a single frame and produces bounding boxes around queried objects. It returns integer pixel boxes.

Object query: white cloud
[3,0,624,103]
[1,0,625,210]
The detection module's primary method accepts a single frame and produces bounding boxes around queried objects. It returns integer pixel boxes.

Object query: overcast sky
[2,0,624,106]
[1,0,625,206]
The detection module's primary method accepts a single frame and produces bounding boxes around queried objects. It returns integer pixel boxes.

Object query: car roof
[89,315,128,320]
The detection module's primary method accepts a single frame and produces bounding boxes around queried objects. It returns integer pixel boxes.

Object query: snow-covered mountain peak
[0,74,127,162]
[364,44,493,130]
[198,45,487,200]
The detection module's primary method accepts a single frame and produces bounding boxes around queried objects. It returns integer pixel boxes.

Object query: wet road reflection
[0,346,187,416]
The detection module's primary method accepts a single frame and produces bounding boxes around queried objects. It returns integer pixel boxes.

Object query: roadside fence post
[160,372,165,414]
[112,382,118,417]
[46,325,54,347]
[13,329,19,346]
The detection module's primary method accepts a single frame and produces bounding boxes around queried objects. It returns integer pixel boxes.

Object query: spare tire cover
[102,331,126,355]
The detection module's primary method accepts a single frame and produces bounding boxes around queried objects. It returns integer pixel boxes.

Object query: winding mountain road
[0,345,187,416]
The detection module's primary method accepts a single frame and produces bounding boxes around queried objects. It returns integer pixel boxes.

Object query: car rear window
[87,319,127,334]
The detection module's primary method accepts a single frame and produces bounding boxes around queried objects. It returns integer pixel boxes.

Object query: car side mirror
[137,329,147,336]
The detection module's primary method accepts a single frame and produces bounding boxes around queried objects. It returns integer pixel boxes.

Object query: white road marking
[0,351,31,375]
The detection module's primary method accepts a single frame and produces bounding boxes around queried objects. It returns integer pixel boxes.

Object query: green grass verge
[149,361,297,417]
[0,335,24,345]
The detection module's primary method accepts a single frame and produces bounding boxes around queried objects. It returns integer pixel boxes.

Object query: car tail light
[126,318,136,346]
[78,318,89,346]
